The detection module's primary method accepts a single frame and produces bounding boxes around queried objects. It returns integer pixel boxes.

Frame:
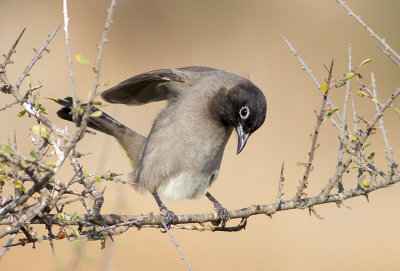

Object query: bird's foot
[206,192,230,227]
[160,207,178,230]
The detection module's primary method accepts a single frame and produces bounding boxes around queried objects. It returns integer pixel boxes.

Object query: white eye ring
[239,106,250,119]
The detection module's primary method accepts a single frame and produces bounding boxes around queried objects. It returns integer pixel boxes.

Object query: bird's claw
[160,208,178,231]
[212,205,230,227]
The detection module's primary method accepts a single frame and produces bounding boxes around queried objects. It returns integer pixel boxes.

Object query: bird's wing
[101,67,217,106]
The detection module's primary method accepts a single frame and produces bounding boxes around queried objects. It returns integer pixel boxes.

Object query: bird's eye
[239,106,249,119]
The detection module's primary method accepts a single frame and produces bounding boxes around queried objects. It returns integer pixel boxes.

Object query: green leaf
[14,180,26,193]
[356,72,363,79]
[368,152,375,160]
[4,145,16,155]
[327,107,339,118]
[73,228,80,238]
[335,81,347,88]
[45,162,56,168]
[357,90,369,97]
[70,211,78,222]
[44,96,59,102]
[362,142,372,149]
[89,110,102,117]
[310,89,322,96]
[76,54,92,66]
[18,238,27,243]
[0,175,6,187]
[350,162,359,169]
[343,72,355,81]
[18,110,27,117]
[56,213,64,221]
[94,176,103,183]
[101,238,106,250]
[83,171,88,179]
[360,58,372,66]
[348,134,359,141]
[372,98,378,104]
[0,162,8,171]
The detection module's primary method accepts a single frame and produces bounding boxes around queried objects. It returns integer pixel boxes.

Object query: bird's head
[217,81,267,154]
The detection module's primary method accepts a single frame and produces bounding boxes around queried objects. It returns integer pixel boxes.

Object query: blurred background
[1,0,400,270]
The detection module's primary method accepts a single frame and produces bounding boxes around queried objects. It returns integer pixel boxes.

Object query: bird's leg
[206,192,230,227]
[151,192,178,228]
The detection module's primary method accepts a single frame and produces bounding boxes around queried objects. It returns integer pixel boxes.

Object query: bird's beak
[236,125,250,154]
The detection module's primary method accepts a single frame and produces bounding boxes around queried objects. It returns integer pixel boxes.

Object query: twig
[162,222,193,271]
[1,27,26,69]
[275,162,285,210]
[293,60,334,204]
[15,25,62,91]
[280,33,342,128]
[0,233,16,261]
[336,0,400,67]
[337,41,352,192]
[62,0,78,117]
[371,72,397,173]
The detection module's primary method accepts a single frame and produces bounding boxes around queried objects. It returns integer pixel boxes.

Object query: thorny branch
[0,0,399,261]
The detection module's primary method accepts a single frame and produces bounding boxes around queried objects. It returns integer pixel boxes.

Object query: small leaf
[27,75,32,89]
[368,152,375,160]
[76,54,92,66]
[372,98,378,104]
[321,83,328,93]
[32,125,48,138]
[0,175,6,187]
[348,134,359,141]
[44,96,59,102]
[14,180,26,193]
[343,72,355,81]
[335,81,347,88]
[360,58,372,66]
[70,211,78,222]
[357,90,368,97]
[94,176,103,183]
[0,163,7,171]
[93,101,103,106]
[56,213,64,221]
[83,171,88,179]
[4,145,16,155]
[327,107,339,118]
[310,89,322,96]
[73,228,80,238]
[18,110,27,117]
[101,239,106,250]
[18,238,27,243]
[350,162,359,169]
[362,142,372,149]
[45,162,56,168]
[30,149,38,158]
[362,179,370,188]
[356,72,363,79]
[89,110,102,117]
[107,176,114,181]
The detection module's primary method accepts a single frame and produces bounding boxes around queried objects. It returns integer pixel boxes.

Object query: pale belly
[157,170,219,202]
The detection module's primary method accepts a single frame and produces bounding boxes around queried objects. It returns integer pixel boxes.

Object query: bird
[55,66,267,227]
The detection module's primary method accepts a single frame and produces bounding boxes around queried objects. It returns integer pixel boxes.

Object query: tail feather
[54,97,146,168]
[55,97,125,135]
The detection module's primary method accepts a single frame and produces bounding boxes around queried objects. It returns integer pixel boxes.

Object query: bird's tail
[55,97,126,136]
[54,97,146,168]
